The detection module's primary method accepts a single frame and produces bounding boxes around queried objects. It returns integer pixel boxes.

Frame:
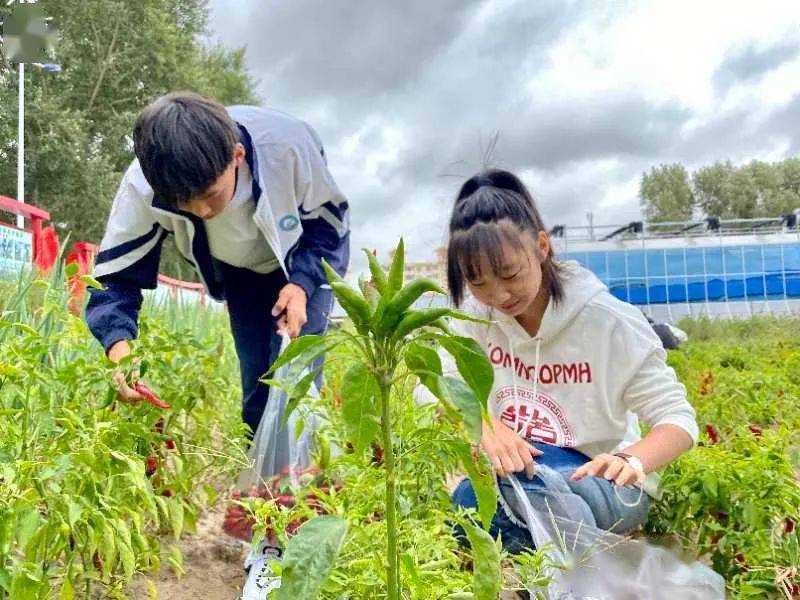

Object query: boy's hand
[272,283,308,338]
[108,340,145,403]
[481,416,542,479]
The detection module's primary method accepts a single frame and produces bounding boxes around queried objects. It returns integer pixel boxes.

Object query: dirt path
[128,504,249,600]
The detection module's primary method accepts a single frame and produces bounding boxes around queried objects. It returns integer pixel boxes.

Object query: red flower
[705,424,719,445]
[145,455,158,477]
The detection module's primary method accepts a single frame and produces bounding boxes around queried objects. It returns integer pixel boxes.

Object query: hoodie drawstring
[508,335,643,510]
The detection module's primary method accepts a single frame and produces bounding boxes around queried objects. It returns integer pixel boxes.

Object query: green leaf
[100,521,117,573]
[168,499,184,540]
[463,521,502,600]
[268,335,327,375]
[439,336,494,408]
[339,364,380,453]
[454,442,497,530]
[80,275,104,290]
[67,502,83,529]
[0,362,22,378]
[59,577,74,600]
[277,516,349,600]
[386,238,405,294]
[438,376,483,443]
[64,262,79,278]
[330,281,373,335]
[445,310,493,327]
[404,342,442,377]
[283,367,321,423]
[363,248,388,294]
[16,509,41,549]
[118,541,136,580]
[321,259,345,286]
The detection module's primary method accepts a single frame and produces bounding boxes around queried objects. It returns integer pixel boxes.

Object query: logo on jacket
[496,387,575,446]
[278,215,300,231]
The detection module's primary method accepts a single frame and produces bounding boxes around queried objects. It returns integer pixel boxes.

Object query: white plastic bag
[237,335,319,491]
[505,465,727,600]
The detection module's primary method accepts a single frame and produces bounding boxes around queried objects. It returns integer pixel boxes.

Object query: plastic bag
[504,465,727,600]
[237,335,319,491]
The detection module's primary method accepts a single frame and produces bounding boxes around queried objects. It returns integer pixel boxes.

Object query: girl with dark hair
[444,169,697,551]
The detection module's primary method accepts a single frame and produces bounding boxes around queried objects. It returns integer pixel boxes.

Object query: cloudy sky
[208,0,800,272]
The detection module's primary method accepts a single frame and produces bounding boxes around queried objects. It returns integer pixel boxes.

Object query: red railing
[0,195,207,306]
[0,194,51,264]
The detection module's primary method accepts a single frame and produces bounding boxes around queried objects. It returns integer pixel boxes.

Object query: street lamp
[16,61,61,229]
[2,3,60,229]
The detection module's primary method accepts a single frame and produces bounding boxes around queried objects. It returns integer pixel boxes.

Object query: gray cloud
[207,1,800,267]
[211,0,481,103]
[713,38,800,96]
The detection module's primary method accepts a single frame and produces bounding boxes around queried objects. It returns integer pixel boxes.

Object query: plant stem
[379,371,399,600]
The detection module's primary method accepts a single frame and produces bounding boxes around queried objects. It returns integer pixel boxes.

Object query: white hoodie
[439,260,698,496]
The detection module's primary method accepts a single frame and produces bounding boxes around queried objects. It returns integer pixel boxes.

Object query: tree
[692,161,735,218]
[0,0,258,277]
[692,160,800,220]
[639,163,694,222]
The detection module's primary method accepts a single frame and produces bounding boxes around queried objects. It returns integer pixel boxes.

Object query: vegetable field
[0,259,798,599]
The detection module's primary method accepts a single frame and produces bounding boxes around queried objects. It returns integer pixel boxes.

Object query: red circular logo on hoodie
[495,386,575,447]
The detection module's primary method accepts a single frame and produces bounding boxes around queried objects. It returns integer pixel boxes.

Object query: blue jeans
[222,264,333,436]
[452,443,650,554]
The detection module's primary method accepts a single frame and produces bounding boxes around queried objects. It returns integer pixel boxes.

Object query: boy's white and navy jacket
[85,105,350,352]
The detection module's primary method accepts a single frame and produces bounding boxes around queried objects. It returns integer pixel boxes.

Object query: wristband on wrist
[614,452,646,482]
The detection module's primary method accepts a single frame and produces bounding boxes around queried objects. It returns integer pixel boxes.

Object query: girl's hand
[570,453,645,487]
[481,416,543,479]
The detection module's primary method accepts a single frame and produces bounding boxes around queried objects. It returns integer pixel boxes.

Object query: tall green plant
[270,240,499,599]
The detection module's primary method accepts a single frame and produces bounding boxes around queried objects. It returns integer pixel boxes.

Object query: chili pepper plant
[261,240,513,599]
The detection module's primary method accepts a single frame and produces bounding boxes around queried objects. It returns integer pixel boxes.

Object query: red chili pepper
[134,382,171,409]
[145,455,158,477]
[92,551,104,572]
[735,553,749,571]
[699,372,715,396]
[785,517,795,534]
[275,494,296,508]
[747,424,763,437]
[705,424,719,445]
[286,517,308,536]
[371,444,385,466]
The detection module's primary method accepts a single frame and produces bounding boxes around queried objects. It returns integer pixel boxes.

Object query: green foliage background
[0,0,258,279]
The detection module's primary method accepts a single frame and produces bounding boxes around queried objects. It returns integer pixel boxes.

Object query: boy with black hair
[86,92,349,435]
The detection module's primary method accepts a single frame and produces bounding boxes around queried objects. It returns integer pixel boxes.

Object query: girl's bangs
[451,221,526,282]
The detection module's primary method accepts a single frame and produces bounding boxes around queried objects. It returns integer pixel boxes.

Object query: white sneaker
[239,541,282,600]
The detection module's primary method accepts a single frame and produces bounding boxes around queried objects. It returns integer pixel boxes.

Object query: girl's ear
[233,142,246,167]
[536,230,551,262]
